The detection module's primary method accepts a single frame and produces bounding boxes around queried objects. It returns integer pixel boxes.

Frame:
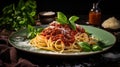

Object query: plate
[8,25,116,56]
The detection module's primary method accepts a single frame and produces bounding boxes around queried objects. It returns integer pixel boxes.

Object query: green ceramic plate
[8,25,116,56]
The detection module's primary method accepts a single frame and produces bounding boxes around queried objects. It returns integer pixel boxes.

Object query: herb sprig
[0,0,37,31]
[27,25,43,39]
[56,12,79,30]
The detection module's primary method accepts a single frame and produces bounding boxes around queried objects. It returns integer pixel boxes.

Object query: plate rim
[8,25,116,56]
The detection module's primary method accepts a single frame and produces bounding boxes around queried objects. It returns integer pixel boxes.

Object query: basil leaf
[69,16,79,23]
[69,21,76,30]
[56,19,67,24]
[56,12,68,24]
[56,12,80,30]
[27,25,44,39]
[27,32,35,39]
[69,16,79,30]
[92,44,102,51]
[28,25,34,32]
[77,42,92,52]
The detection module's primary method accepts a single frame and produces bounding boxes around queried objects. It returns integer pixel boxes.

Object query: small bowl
[39,11,56,24]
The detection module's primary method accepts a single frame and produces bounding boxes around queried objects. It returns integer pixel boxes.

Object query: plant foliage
[0,0,37,31]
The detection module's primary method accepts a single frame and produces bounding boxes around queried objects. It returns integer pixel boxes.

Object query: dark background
[0,0,120,17]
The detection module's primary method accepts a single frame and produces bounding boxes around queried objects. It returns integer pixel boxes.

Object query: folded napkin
[0,42,39,67]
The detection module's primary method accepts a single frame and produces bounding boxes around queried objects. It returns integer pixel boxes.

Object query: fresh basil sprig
[56,12,79,30]
[27,25,43,39]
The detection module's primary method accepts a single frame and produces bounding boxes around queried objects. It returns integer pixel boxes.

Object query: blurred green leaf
[2,4,14,14]
[17,0,25,9]
[0,0,37,31]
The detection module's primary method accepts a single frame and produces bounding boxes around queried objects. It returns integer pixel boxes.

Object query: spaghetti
[30,21,98,53]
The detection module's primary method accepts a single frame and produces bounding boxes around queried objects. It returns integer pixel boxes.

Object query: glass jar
[88,3,101,26]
